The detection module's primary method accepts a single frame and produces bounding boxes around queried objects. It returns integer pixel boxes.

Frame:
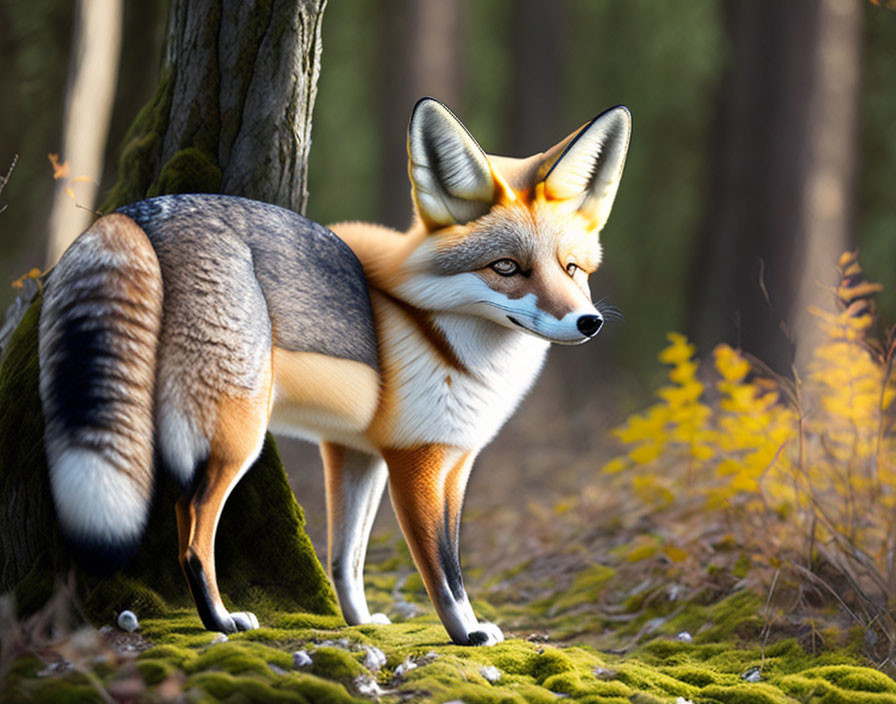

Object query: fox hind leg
[175,391,270,633]
[321,442,389,625]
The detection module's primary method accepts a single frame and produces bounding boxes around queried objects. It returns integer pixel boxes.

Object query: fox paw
[466,622,504,646]
[369,612,391,625]
[227,611,259,632]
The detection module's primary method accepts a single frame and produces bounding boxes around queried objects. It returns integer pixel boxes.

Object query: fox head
[393,97,631,345]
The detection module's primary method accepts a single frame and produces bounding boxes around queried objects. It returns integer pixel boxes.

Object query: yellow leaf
[626,540,660,562]
[11,267,42,289]
[629,443,663,465]
[663,545,689,563]
[601,457,629,475]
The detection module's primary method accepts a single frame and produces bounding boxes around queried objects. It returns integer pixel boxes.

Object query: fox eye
[566,262,579,276]
[490,259,520,276]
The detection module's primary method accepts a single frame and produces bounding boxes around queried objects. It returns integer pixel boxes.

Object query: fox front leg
[321,443,390,625]
[384,445,503,646]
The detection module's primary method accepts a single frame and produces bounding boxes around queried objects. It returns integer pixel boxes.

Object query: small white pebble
[117,610,139,632]
[676,631,693,642]
[37,660,72,677]
[479,665,501,683]
[210,632,228,644]
[741,666,761,682]
[395,656,417,677]
[675,698,694,704]
[362,644,387,672]
[293,650,312,668]
[354,674,383,697]
[269,663,288,675]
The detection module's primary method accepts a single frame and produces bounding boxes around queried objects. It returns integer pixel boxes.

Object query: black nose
[577,315,603,337]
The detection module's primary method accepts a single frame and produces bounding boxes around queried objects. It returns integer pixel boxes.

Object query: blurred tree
[0,0,166,306]
[0,1,73,294]
[688,0,860,373]
[45,0,123,266]
[376,0,466,230]
[507,0,566,156]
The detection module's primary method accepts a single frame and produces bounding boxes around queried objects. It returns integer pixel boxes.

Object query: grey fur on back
[119,194,378,371]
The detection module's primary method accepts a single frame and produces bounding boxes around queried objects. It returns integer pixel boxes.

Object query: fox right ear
[408,98,497,230]
[542,106,631,232]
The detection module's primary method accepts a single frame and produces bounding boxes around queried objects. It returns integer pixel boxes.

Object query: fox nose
[577,314,603,337]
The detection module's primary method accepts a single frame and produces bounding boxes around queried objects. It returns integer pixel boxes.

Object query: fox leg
[383,445,502,646]
[321,442,389,625]
[175,393,269,634]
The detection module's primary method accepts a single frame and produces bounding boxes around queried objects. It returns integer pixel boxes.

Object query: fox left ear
[408,97,498,230]
[542,106,631,232]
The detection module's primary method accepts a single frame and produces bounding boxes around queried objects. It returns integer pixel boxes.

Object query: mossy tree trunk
[102,0,326,213]
[1,0,340,623]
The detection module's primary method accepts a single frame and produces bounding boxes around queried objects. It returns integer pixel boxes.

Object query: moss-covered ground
[3,526,895,704]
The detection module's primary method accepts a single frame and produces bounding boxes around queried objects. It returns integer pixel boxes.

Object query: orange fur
[381,445,474,601]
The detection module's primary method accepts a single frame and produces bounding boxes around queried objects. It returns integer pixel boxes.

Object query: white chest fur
[382,313,549,449]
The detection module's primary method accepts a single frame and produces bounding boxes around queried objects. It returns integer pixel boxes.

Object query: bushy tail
[39,214,163,569]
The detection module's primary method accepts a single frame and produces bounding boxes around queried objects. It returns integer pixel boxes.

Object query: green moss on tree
[148,147,222,197]
[0,294,338,623]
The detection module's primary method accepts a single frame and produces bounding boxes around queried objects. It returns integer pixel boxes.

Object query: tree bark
[102,0,327,214]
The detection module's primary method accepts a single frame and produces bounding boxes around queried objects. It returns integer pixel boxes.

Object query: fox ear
[542,106,631,232]
[408,98,496,229]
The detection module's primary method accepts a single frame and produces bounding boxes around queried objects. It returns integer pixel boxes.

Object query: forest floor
[3,483,895,704]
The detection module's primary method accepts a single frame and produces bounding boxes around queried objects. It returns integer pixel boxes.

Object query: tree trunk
[792,0,861,369]
[688,0,858,374]
[102,0,327,214]
[1,0,339,623]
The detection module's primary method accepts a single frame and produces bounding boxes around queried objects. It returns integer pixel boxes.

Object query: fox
[38,97,630,646]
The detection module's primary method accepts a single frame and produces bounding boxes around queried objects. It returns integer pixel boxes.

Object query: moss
[0,678,104,704]
[135,657,177,685]
[308,646,365,682]
[0,296,338,627]
[614,662,697,698]
[660,663,726,686]
[545,564,617,614]
[140,643,199,668]
[148,146,222,197]
[529,646,578,684]
[779,665,896,702]
[698,682,799,704]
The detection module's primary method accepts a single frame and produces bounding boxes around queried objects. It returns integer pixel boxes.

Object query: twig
[759,568,780,671]
[0,154,18,214]
[794,563,862,626]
